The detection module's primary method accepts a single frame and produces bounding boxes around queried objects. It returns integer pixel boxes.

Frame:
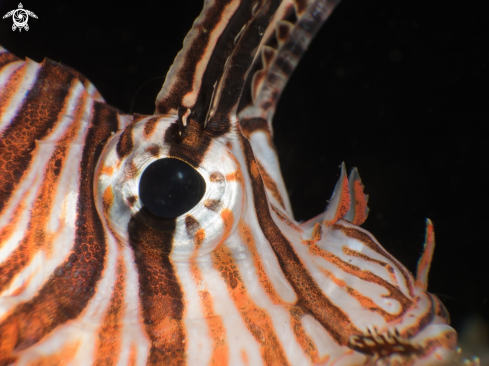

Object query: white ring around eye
[95,115,244,257]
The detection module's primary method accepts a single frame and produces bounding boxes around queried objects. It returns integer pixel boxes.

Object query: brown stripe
[238,220,285,304]
[185,214,201,237]
[239,131,359,345]
[270,204,303,233]
[0,91,88,292]
[165,119,214,167]
[303,239,413,318]
[430,293,450,324]
[127,213,185,365]
[209,172,225,183]
[206,0,282,131]
[186,216,229,365]
[401,295,435,339]
[157,0,250,117]
[239,117,271,138]
[342,246,398,284]
[332,224,415,297]
[288,306,323,364]
[204,199,223,212]
[93,258,125,366]
[212,244,290,366]
[0,62,26,125]
[145,145,160,157]
[317,266,398,322]
[116,123,134,159]
[143,116,159,137]
[0,51,20,68]
[0,101,119,356]
[0,59,75,213]
[256,160,286,209]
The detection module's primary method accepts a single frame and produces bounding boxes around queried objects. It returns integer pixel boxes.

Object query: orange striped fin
[343,167,369,225]
[416,218,436,290]
[323,162,350,227]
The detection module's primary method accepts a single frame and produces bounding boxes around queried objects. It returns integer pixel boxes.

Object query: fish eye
[138,158,206,218]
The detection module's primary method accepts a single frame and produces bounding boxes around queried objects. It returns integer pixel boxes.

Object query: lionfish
[0,0,462,365]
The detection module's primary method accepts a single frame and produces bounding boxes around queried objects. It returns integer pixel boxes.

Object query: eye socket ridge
[138,157,206,219]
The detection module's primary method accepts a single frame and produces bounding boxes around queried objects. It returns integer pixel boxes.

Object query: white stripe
[226,235,310,365]
[117,244,150,366]
[172,259,212,366]
[200,256,264,366]
[0,60,24,107]
[300,314,367,366]
[0,58,40,134]
[0,169,44,265]
[0,81,85,229]
[156,0,240,109]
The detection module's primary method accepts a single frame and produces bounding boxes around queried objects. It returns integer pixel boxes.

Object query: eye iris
[139,158,206,218]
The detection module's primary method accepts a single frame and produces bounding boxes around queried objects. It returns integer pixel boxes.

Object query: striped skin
[0,0,459,365]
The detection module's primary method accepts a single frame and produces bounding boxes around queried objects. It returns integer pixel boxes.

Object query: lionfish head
[0,0,461,365]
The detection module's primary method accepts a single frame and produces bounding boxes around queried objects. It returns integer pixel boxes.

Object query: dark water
[1,0,487,360]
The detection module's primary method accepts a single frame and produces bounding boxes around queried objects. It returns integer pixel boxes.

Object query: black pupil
[139,158,206,218]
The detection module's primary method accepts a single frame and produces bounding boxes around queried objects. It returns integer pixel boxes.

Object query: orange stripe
[270,205,303,233]
[99,166,114,176]
[0,91,87,292]
[212,244,290,366]
[241,348,249,365]
[238,220,285,304]
[332,224,415,297]
[317,267,397,321]
[102,186,114,213]
[342,246,398,285]
[0,101,120,362]
[24,340,80,366]
[0,60,75,214]
[127,343,138,366]
[256,160,286,209]
[415,219,435,290]
[219,209,233,246]
[225,170,242,182]
[126,215,186,366]
[93,258,125,366]
[288,306,329,364]
[189,227,229,365]
[302,238,412,318]
[0,61,25,123]
[239,219,324,363]
[350,178,368,225]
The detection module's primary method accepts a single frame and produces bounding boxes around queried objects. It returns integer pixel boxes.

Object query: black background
[1,0,487,345]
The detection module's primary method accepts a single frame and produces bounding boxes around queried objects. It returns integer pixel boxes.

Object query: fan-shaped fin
[155,0,282,132]
[322,162,350,226]
[155,0,248,116]
[299,162,350,230]
[238,0,342,218]
[343,167,369,225]
[416,219,435,291]
[204,0,282,130]
[251,45,277,102]
[239,0,342,124]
